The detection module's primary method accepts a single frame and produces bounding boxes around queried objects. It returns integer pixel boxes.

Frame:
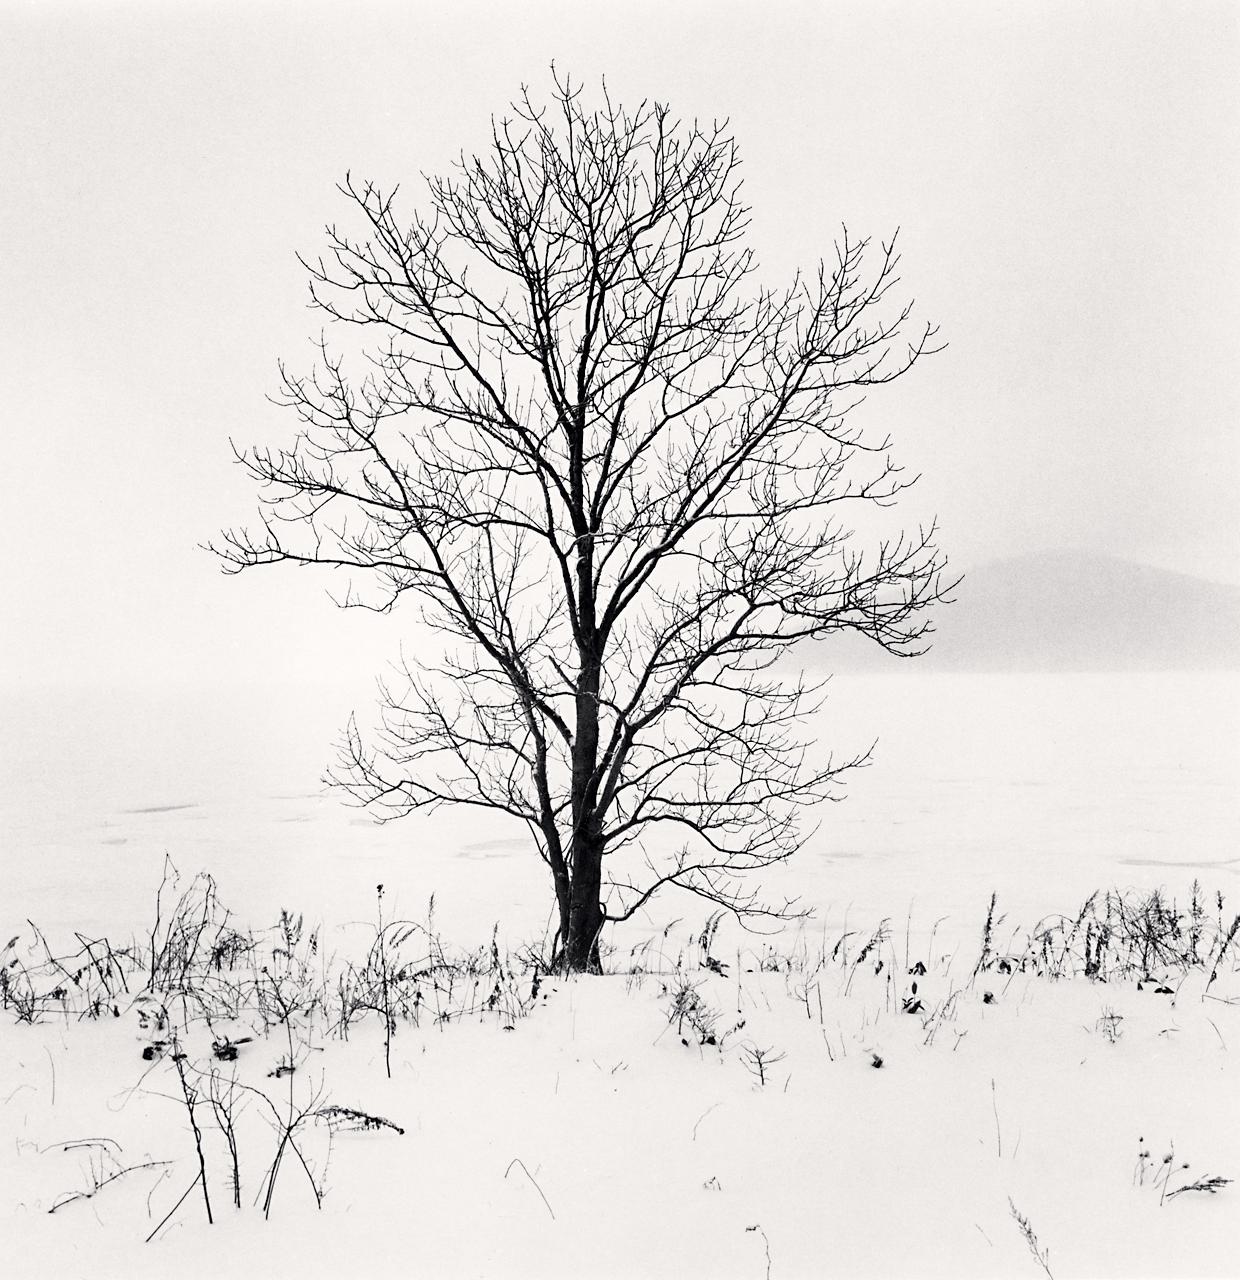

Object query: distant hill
[808,551,1240,672]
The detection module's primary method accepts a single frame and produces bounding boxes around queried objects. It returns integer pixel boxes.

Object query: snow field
[2,884,1237,1279]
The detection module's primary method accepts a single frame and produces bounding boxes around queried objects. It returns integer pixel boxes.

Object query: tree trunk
[563,633,604,972]
[562,834,604,972]
[552,870,571,956]
[563,422,604,973]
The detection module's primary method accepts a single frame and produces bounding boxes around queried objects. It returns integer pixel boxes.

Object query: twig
[44,1137,121,1155]
[991,1077,1002,1158]
[228,1069,327,1218]
[745,1224,772,1280]
[692,1101,722,1140]
[145,1165,172,1217]
[1159,1141,1176,1208]
[49,1160,173,1214]
[145,1172,203,1243]
[505,1157,555,1220]
[283,1130,325,1210]
[207,1070,243,1209]
[170,1047,213,1225]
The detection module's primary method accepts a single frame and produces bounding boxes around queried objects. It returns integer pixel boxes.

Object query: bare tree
[212,75,951,972]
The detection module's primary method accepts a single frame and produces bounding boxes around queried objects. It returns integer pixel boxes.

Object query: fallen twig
[505,1157,555,1220]
[50,1160,173,1214]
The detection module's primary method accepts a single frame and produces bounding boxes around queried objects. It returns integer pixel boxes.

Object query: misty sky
[1,1,1237,690]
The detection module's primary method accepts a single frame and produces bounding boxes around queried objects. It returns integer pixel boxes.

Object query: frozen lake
[3,673,1237,949]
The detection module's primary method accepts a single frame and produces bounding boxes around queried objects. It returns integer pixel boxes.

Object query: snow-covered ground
[2,673,1238,1277]
[2,889,1237,1279]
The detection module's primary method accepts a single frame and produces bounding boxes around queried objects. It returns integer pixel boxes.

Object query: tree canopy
[213,76,951,970]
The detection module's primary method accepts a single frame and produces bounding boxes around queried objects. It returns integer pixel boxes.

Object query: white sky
[1,0,1237,690]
